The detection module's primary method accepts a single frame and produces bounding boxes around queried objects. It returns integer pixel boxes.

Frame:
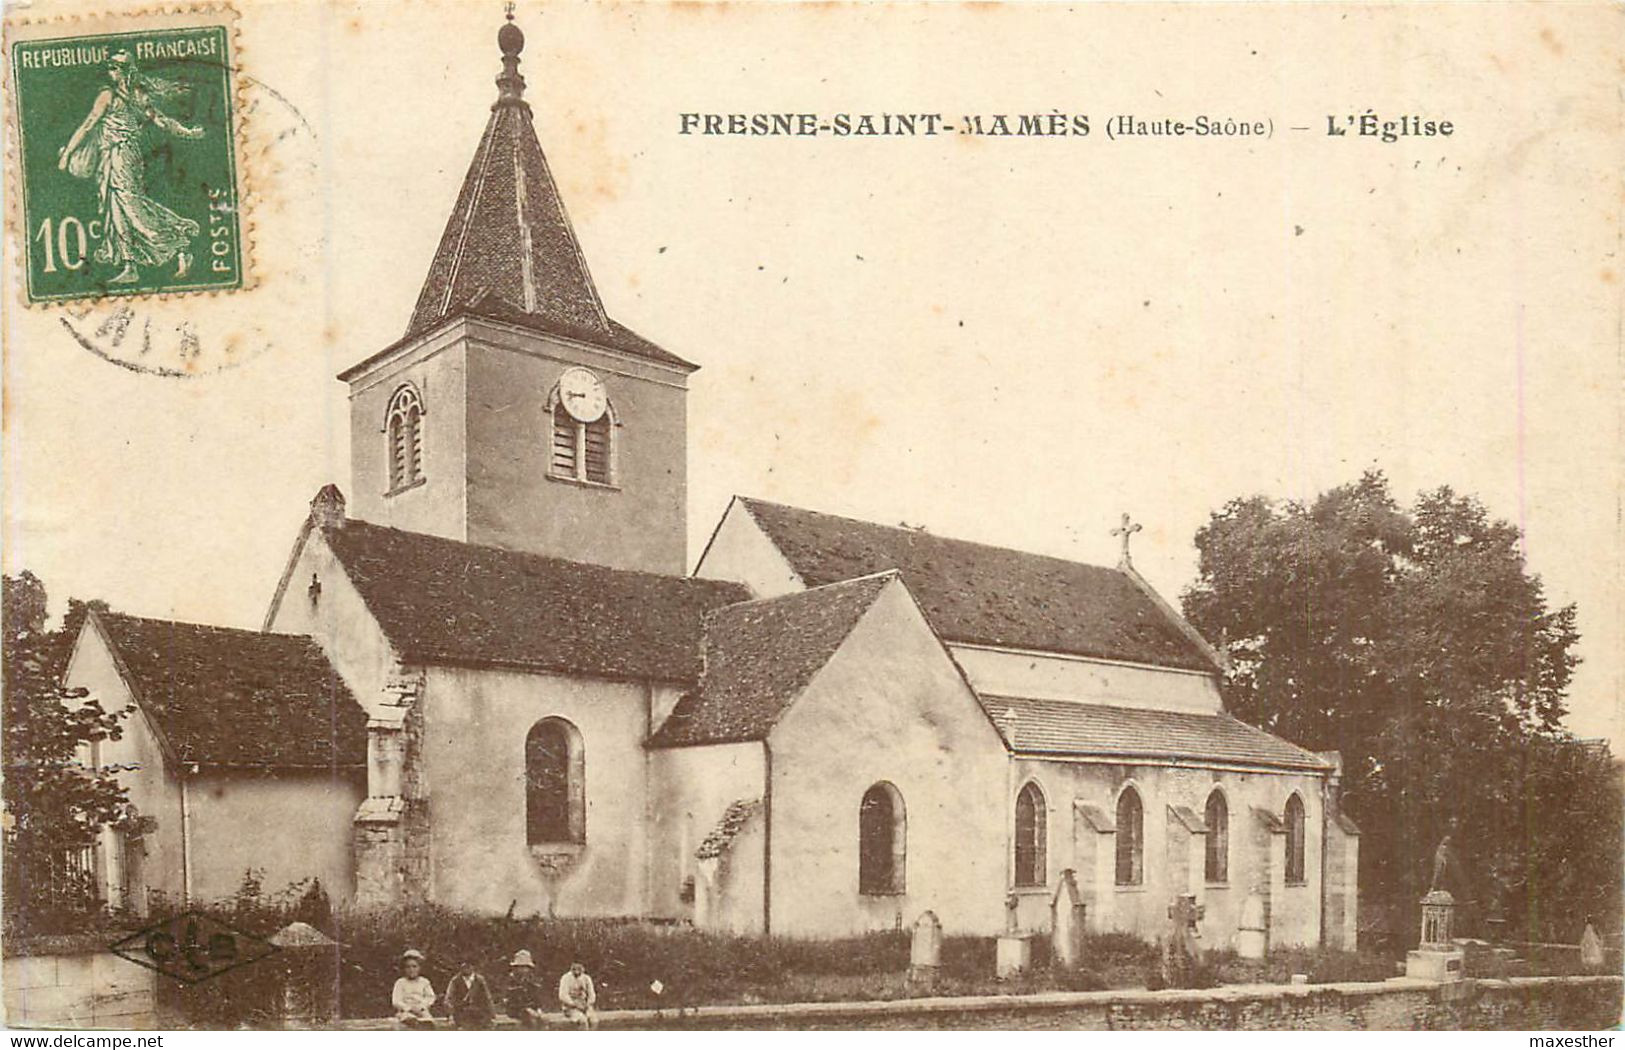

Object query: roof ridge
[737,495,1126,577]
[705,568,898,614]
[97,609,319,643]
[331,517,739,591]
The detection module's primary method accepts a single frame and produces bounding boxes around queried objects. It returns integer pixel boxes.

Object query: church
[65,16,1358,952]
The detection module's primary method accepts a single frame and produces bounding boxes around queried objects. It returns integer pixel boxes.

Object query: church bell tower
[335,13,693,576]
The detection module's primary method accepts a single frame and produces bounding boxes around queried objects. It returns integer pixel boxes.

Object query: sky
[4,1,1619,746]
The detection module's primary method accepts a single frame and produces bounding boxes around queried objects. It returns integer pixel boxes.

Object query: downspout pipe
[180,762,199,904]
[762,740,773,937]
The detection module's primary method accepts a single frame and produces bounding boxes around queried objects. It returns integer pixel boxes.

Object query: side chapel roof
[91,611,367,769]
[649,573,897,747]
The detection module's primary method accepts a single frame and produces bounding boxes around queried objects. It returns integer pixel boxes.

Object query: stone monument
[995,892,1034,978]
[1050,870,1086,971]
[909,910,943,987]
[267,921,341,1027]
[1404,889,1465,981]
[1161,893,1204,988]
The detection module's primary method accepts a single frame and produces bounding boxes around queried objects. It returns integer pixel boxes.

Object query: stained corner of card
[6,6,247,305]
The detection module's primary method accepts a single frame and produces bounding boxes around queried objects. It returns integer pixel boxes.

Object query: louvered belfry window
[550,400,614,485]
[386,385,425,492]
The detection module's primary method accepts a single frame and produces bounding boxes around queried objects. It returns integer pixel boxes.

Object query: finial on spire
[495,5,527,108]
[1111,513,1143,568]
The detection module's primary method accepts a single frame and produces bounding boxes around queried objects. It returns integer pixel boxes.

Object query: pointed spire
[404,12,609,339]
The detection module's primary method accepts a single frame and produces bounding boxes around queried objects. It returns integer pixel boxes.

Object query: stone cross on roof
[1111,513,1143,568]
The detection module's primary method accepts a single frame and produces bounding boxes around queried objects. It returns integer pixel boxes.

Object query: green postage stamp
[6,7,246,303]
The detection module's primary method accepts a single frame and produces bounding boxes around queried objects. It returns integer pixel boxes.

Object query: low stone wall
[3,950,158,1029]
[337,975,1621,1031]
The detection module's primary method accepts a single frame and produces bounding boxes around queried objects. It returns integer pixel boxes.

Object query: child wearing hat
[392,949,438,1028]
[505,950,546,1028]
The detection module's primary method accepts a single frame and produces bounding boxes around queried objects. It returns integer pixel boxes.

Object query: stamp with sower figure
[7,7,245,304]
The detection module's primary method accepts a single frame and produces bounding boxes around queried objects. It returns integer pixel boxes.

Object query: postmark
[6,6,247,305]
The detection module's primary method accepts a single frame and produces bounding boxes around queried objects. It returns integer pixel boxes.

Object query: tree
[2,572,131,932]
[1181,472,1601,939]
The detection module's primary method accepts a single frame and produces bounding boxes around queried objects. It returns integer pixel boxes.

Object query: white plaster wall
[265,528,400,715]
[187,769,364,903]
[418,666,651,917]
[693,501,803,596]
[66,624,185,910]
[768,580,1008,937]
[647,742,765,931]
[1009,758,1325,950]
[345,330,470,542]
[952,645,1223,712]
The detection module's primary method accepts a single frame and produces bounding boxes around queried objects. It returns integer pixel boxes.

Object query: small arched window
[1204,789,1229,883]
[386,385,425,492]
[1014,781,1047,887]
[1284,793,1306,884]
[858,782,906,895]
[1115,786,1144,886]
[525,718,585,846]
[549,398,614,485]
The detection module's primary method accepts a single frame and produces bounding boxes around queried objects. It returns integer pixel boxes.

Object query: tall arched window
[858,782,906,895]
[525,718,584,845]
[1284,793,1306,884]
[1204,789,1229,883]
[386,384,425,492]
[1014,781,1047,887]
[549,399,614,485]
[1115,786,1144,886]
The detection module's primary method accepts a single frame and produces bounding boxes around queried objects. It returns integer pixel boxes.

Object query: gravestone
[1237,893,1267,960]
[1161,893,1204,988]
[996,891,1034,978]
[1050,870,1085,971]
[1579,921,1604,970]
[268,922,340,1027]
[908,911,942,986]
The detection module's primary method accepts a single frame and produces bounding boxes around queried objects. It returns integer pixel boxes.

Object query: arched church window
[1014,781,1047,887]
[525,718,584,845]
[386,384,425,492]
[1284,793,1306,884]
[1204,789,1229,883]
[1115,786,1144,886]
[858,782,906,895]
[549,369,614,486]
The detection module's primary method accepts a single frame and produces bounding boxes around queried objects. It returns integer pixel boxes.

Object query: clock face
[557,367,607,423]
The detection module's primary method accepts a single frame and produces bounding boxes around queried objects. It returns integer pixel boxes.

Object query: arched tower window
[1115,786,1144,886]
[858,782,906,895]
[1284,793,1306,884]
[1204,789,1229,883]
[525,718,584,845]
[386,384,425,492]
[1014,781,1047,887]
[549,378,615,486]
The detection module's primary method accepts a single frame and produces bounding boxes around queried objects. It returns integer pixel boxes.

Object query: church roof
[981,694,1330,771]
[322,519,751,682]
[734,497,1221,673]
[91,611,367,770]
[648,573,895,747]
[379,18,694,373]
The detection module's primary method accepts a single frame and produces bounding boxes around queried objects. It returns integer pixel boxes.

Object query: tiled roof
[980,694,1330,771]
[737,498,1219,672]
[649,574,894,747]
[322,520,751,682]
[93,612,366,769]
